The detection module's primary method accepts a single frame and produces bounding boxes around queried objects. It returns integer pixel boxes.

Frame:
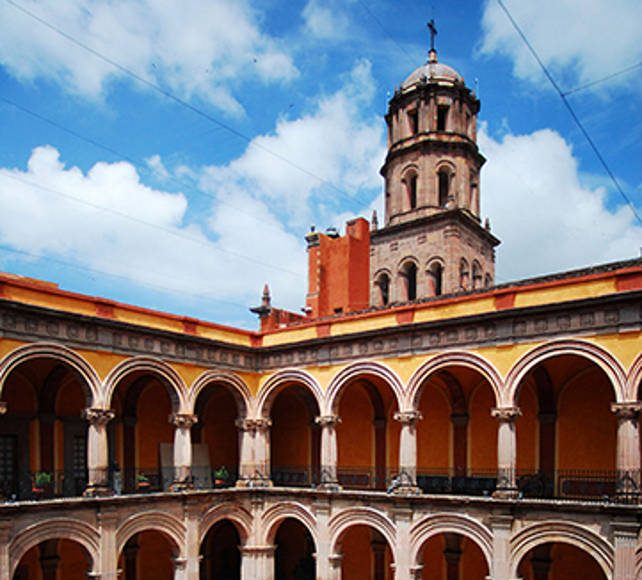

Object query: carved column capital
[328,554,343,569]
[0,401,6,415]
[611,402,642,422]
[315,414,342,427]
[393,410,423,425]
[235,418,272,432]
[169,413,198,429]
[82,408,115,426]
[491,406,521,422]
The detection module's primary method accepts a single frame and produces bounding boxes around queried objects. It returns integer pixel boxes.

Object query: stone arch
[261,501,318,547]
[103,356,188,412]
[626,351,642,401]
[256,368,323,419]
[406,351,503,410]
[329,507,397,558]
[189,370,251,418]
[505,340,627,406]
[409,513,493,570]
[398,257,419,301]
[509,521,613,578]
[115,511,186,557]
[373,268,393,307]
[0,342,101,407]
[9,518,100,577]
[325,360,405,415]
[426,257,445,297]
[436,161,455,207]
[401,165,420,210]
[199,503,252,546]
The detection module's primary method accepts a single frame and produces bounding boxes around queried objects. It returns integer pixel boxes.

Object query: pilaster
[393,411,423,494]
[612,520,640,580]
[491,407,521,498]
[83,408,115,496]
[611,402,641,500]
[316,415,341,490]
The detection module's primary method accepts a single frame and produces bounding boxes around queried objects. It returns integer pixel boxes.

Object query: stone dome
[401,51,464,89]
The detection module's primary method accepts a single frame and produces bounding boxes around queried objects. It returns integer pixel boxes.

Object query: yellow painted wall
[136,381,173,470]
[516,381,538,472]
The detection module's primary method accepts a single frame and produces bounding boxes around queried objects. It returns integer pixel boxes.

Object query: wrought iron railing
[417,468,497,496]
[271,465,320,488]
[0,470,87,501]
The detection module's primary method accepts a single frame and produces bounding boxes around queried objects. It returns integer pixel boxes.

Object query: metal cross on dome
[427,19,437,52]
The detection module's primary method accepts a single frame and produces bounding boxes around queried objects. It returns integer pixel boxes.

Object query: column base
[83,484,113,497]
[393,485,421,496]
[317,482,342,492]
[492,487,519,499]
[169,481,194,492]
[236,476,272,488]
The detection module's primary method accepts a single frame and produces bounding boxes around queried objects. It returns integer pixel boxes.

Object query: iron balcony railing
[0,470,87,501]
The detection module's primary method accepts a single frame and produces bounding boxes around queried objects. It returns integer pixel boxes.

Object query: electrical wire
[0,244,255,313]
[495,0,642,227]
[3,0,374,211]
[1,171,303,277]
[563,61,642,96]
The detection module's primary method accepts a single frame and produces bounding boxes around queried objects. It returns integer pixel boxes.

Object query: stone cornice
[0,288,640,373]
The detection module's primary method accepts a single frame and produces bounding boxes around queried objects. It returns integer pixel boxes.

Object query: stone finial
[484,217,491,231]
[371,209,379,231]
[250,283,272,318]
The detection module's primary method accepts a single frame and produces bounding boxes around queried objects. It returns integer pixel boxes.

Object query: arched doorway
[118,530,177,580]
[13,538,91,580]
[0,357,91,500]
[337,524,393,580]
[516,542,606,579]
[514,355,617,499]
[415,366,497,495]
[418,532,488,579]
[335,375,400,490]
[274,518,316,580]
[111,372,178,493]
[193,383,244,488]
[270,384,321,487]
[200,520,241,579]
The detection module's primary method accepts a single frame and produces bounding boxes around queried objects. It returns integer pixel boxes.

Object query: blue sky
[0,0,641,329]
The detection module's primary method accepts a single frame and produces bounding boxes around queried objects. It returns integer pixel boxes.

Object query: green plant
[136,473,149,483]
[214,466,229,481]
[34,472,53,487]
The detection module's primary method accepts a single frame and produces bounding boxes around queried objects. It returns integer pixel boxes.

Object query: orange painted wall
[420,534,445,578]
[516,381,538,471]
[13,544,40,579]
[557,370,616,472]
[135,530,174,580]
[136,382,173,469]
[341,525,393,580]
[517,543,606,580]
[468,385,497,472]
[274,518,315,580]
[57,539,91,579]
[459,537,489,578]
[337,385,373,468]
[201,388,239,470]
[417,384,450,470]
[420,535,488,579]
[272,390,311,468]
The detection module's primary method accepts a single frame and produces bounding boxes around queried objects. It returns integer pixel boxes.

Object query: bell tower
[370,22,500,307]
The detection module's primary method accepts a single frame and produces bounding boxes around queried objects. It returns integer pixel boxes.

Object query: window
[459,259,469,291]
[408,109,419,135]
[437,105,449,131]
[438,171,450,207]
[465,112,471,136]
[408,174,418,209]
[401,262,417,301]
[484,274,492,288]
[377,274,390,306]
[472,261,482,289]
[429,262,443,296]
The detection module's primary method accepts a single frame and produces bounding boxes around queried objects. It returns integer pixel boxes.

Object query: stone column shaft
[394,411,422,492]
[83,408,115,496]
[316,415,341,488]
[612,521,640,580]
[170,414,197,490]
[611,403,641,498]
[491,407,521,498]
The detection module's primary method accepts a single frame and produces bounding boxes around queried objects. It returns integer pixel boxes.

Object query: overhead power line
[0,244,254,313]
[495,0,642,227]
[563,60,642,96]
[4,0,374,211]
[1,171,302,278]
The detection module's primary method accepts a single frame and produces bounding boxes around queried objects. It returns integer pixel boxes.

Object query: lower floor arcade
[0,489,638,580]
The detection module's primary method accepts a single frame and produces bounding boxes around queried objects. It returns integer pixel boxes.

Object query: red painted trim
[94,300,115,319]
[494,292,515,310]
[317,323,331,338]
[182,317,198,335]
[395,307,415,325]
[616,272,642,292]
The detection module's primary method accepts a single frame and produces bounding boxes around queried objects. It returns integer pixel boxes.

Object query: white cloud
[145,154,170,182]
[0,0,298,115]
[479,127,642,281]
[302,0,350,40]
[480,0,642,92]
[0,146,306,309]
[200,60,386,225]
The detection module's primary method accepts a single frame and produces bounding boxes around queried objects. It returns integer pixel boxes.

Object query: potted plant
[214,466,229,487]
[136,473,150,491]
[32,471,53,498]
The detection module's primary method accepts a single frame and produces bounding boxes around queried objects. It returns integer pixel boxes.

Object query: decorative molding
[491,407,521,422]
[393,410,423,425]
[83,408,115,426]
[315,415,342,427]
[169,413,198,429]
